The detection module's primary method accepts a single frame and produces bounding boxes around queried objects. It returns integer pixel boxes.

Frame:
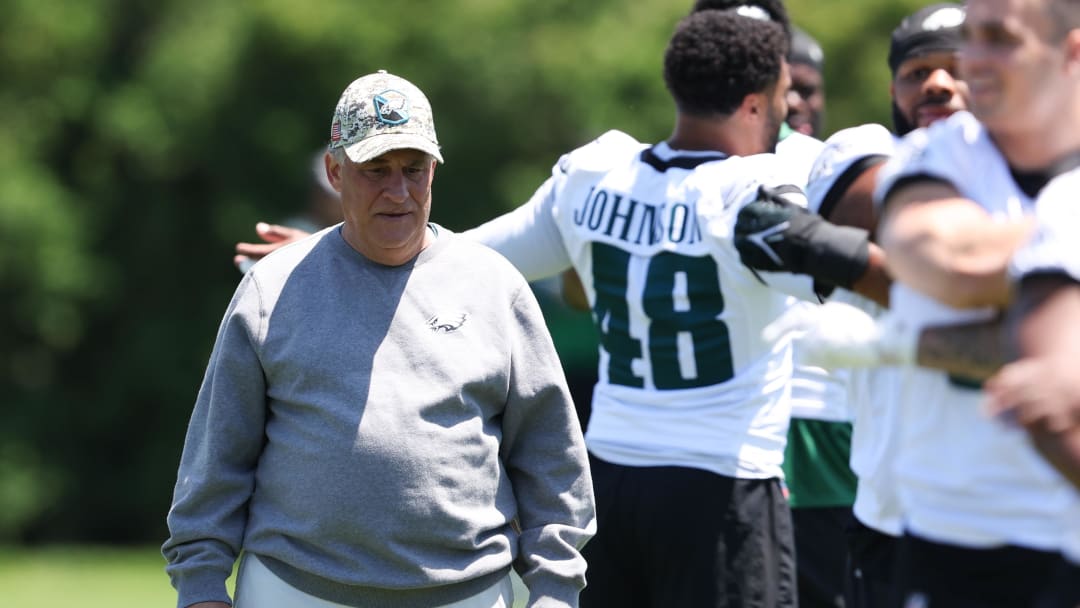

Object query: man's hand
[234,222,313,272]
[763,301,918,369]
[734,186,871,289]
[734,187,811,273]
[984,357,1080,435]
[984,356,1080,490]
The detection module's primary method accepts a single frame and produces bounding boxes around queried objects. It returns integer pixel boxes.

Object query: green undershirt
[782,418,858,509]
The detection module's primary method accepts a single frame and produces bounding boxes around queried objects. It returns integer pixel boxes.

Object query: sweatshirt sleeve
[162,274,269,608]
[498,283,597,608]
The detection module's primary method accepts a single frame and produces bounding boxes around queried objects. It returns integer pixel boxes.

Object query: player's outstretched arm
[761,301,917,369]
[764,299,1007,379]
[234,222,313,272]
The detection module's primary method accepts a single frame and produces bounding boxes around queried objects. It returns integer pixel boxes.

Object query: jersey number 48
[591,242,734,390]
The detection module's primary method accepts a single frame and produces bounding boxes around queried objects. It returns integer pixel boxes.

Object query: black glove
[734,185,871,289]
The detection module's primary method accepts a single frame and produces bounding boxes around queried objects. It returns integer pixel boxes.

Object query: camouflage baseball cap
[328,70,443,164]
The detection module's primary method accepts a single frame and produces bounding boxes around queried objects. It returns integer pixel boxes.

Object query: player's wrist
[875,312,919,365]
[796,218,871,289]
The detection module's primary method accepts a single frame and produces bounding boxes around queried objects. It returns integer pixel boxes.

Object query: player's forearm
[914,316,1007,381]
[847,243,890,308]
[886,245,1012,310]
[878,179,1031,309]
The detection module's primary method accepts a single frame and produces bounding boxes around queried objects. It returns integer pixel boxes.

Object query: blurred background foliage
[2,0,933,544]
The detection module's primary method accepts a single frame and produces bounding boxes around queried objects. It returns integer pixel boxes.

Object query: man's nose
[923,68,958,96]
[384,172,409,202]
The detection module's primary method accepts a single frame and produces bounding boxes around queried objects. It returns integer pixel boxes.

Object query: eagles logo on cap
[374,91,409,126]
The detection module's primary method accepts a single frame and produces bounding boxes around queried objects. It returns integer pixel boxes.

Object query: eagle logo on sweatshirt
[427,312,468,333]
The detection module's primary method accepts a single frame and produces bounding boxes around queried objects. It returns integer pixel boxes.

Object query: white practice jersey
[806,123,906,534]
[1011,168,1080,280]
[778,132,853,423]
[1065,501,1080,565]
[777,131,825,185]
[466,130,818,479]
[874,111,1074,550]
[1009,168,1080,564]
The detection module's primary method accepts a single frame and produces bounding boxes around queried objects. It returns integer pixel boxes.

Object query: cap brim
[343,133,444,165]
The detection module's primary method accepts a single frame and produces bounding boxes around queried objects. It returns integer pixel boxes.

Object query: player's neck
[668,113,767,157]
[991,126,1080,174]
[987,90,1080,172]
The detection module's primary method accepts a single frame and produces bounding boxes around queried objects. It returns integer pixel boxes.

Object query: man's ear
[741,91,765,121]
[325,152,343,193]
[1067,28,1080,74]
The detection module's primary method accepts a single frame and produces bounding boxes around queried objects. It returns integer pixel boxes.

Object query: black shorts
[893,532,1062,608]
[791,506,854,608]
[844,518,899,608]
[579,454,795,608]
[1035,558,1080,608]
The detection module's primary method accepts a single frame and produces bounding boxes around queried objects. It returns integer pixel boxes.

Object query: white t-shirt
[806,123,906,533]
[466,129,817,479]
[873,111,1074,550]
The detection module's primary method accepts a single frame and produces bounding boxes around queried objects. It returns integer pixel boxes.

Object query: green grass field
[0,545,529,607]
[0,545,188,607]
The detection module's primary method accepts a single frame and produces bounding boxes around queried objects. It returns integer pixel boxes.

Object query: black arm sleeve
[734,185,870,289]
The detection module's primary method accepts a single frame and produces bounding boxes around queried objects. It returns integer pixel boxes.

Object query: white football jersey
[806,123,906,534]
[778,131,855,423]
[777,130,825,185]
[1010,168,1080,280]
[1065,499,1080,565]
[1010,168,1080,565]
[874,111,1074,550]
[467,130,817,479]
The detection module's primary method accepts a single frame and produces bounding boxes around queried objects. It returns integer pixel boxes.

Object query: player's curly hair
[689,0,791,38]
[664,9,789,117]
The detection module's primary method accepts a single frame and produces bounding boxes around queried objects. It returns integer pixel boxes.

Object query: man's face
[960,0,1070,134]
[891,50,969,130]
[327,148,436,266]
[786,62,825,137]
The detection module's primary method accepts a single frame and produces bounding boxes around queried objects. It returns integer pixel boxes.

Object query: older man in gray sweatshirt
[162,70,596,608]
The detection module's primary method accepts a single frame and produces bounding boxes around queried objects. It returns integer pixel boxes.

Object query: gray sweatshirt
[163,225,596,608]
